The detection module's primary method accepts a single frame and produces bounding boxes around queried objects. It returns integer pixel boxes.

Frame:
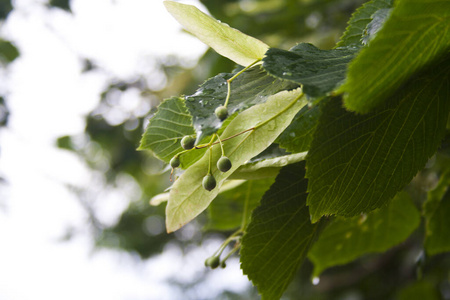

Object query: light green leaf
[341,0,450,113]
[164,1,269,66]
[306,60,450,222]
[166,88,306,232]
[206,178,275,231]
[240,162,321,300]
[138,97,195,164]
[308,191,420,277]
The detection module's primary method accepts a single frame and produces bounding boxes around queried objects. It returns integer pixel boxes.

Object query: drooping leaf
[277,104,321,153]
[424,169,450,255]
[337,0,393,48]
[163,1,269,66]
[165,88,306,232]
[240,162,321,300]
[397,281,440,300]
[306,60,450,223]
[341,0,450,113]
[263,43,357,98]
[308,191,420,277]
[185,65,297,141]
[206,178,275,231]
[138,97,195,164]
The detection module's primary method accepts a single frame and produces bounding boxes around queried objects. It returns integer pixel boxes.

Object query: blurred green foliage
[54,0,450,299]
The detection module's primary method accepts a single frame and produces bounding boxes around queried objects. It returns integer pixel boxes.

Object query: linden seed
[181,135,195,150]
[217,156,232,172]
[215,106,228,121]
[202,174,216,191]
[170,156,180,168]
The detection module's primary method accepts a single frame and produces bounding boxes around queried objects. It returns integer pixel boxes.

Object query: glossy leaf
[308,191,420,276]
[337,0,393,48]
[206,178,275,231]
[263,43,357,98]
[185,66,297,141]
[342,0,450,113]
[164,1,269,66]
[240,162,321,300]
[138,97,195,164]
[277,104,321,153]
[306,61,450,222]
[166,89,306,232]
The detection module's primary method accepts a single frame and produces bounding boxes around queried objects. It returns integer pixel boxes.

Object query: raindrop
[312,277,320,285]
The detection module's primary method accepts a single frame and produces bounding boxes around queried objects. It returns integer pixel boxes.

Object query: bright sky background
[0,0,251,299]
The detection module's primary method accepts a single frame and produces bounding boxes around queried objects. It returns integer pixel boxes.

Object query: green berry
[215,106,228,121]
[202,174,216,191]
[217,156,232,172]
[170,156,180,168]
[181,135,195,150]
[205,256,220,269]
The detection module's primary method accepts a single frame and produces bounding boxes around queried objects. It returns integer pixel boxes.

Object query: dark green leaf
[241,162,321,300]
[306,60,450,222]
[337,0,393,48]
[206,178,275,231]
[263,43,357,98]
[308,191,420,276]
[277,104,321,153]
[138,97,195,164]
[397,281,440,300]
[185,65,297,141]
[342,0,450,113]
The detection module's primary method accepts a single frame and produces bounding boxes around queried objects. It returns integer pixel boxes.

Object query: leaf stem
[224,59,261,107]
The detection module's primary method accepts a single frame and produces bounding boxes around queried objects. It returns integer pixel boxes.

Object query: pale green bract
[164,1,269,66]
[166,88,305,232]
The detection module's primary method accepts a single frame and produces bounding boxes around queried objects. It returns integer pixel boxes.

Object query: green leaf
[337,0,393,48]
[185,66,297,141]
[240,162,321,300]
[229,152,308,180]
[397,281,440,300]
[424,169,450,255]
[165,88,306,232]
[206,178,275,231]
[308,191,420,277]
[342,0,450,113]
[306,60,450,223]
[163,1,269,66]
[263,43,357,98]
[138,97,195,164]
[277,104,321,153]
